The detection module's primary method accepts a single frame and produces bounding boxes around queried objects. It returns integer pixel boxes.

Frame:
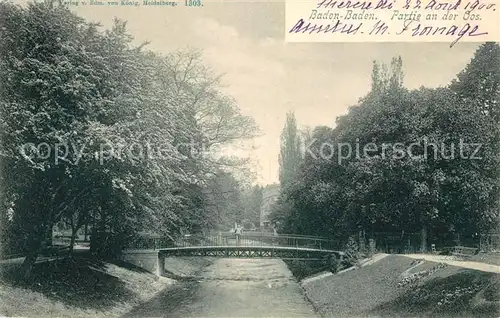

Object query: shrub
[344,235,360,264]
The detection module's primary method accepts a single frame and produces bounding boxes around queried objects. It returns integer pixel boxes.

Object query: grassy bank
[302,255,500,317]
[282,259,330,280]
[283,257,355,281]
[0,255,212,317]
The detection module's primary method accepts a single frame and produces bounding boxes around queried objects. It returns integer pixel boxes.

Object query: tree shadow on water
[0,255,137,310]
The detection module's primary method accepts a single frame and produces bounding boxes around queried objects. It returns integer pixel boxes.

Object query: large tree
[274,45,500,251]
[0,0,259,277]
[278,111,302,189]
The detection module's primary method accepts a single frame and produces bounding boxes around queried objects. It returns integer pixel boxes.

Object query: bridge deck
[159,245,343,254]
[157,245,344,259]
[127,233,344,260]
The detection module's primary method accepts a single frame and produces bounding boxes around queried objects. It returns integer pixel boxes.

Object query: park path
[0,248,90,265]
[402,254,500,273]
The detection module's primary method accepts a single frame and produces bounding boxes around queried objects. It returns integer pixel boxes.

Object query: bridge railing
[125,232,340,251]
[233,233,340,250]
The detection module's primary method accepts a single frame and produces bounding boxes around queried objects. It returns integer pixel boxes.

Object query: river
[124,258,318,317]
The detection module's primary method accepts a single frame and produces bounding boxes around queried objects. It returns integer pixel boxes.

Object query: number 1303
[185,0,202,6]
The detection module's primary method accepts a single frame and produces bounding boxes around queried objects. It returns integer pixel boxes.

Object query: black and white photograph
[0,0,499,317]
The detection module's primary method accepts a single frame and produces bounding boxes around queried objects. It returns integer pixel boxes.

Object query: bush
[344,236,360,264]
[90,232,127,259]
[284,259,327,280]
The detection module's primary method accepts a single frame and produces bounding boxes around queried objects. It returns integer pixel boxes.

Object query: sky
[68,2,481,185]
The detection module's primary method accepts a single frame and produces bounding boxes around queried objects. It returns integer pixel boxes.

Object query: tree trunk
[359,230,366,253]
[18,237,41,281]
[399,230,405,254]
[90,225,98,254]
[84,221,89,242]
[68,216,83,256]
[45,223,53,247]
[68,222,77,256]
[98,209,106,256]
[421,225,428,253]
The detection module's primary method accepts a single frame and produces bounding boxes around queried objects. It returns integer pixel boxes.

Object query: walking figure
[272,224,278,245]
[235,225,242,246]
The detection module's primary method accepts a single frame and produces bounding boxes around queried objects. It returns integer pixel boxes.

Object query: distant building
[260,183,280,228]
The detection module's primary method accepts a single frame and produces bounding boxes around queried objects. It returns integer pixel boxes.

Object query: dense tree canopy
[272,45,500,250]
[0,1,258,278]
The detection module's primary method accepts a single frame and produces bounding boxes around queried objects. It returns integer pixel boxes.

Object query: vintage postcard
[0,0,499,317]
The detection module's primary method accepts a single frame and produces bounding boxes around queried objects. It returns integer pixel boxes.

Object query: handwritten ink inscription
[285,0,499,45]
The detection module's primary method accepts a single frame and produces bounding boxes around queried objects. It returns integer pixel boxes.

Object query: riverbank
[282,259,331,280]
[3,254,498,317]
[0,255,211,317]
[301,254,500,317]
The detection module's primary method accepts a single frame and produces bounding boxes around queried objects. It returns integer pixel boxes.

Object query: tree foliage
[0,1,258,277]
[278,111,302,189]
[274,44,500,249]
